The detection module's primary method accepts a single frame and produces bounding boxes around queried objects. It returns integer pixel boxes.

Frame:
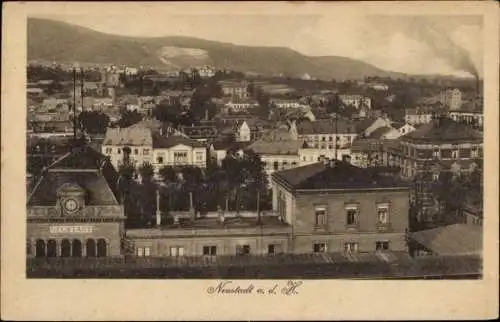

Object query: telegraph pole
[72,66,77,140]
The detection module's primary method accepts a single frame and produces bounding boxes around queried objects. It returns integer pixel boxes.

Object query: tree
[78,111,110,134]
[118,110,142,128]
[158,165,179,213]
[138,162,155,183]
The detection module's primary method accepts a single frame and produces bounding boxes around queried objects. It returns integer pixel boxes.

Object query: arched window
[61,239,71,257]
[72,239,82,257]
[35,239,46,258]
[47,239,57,257]
[86,239,96,257]
[97,239,107,257]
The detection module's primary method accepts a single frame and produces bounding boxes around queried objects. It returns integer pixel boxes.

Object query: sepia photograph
[25,9,486,279]
[2,1,499,320]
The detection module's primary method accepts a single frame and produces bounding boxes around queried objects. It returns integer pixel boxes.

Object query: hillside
[28,18,406,80]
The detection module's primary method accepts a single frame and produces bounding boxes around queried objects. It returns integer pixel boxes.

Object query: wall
[129,234,290,256]
[291,189,409,253]
[27,221,124,257]
[102,144,153,170]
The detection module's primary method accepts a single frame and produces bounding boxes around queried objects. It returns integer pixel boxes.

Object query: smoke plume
[409,18,479,79]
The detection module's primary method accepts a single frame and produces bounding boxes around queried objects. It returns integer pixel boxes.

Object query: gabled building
[152,134,207,170]
[271,159,410,254]
[399,117,483,222]
[101,127,153,170]
[295,118,357,160]
[247,139,304,179]
[27,145,126,258]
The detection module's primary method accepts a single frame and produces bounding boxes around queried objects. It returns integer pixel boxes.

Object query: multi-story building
[219,80,248,99]
[405,106,445,125]
[400,117,482,179]
[399,117,483,221]
[294,119,358,160]
[246,139,304,180]
[27,145,125,258]
[338,94,371,110]
[270,159,410,254]
[151,134,207,171]
[440,88,462,110]
[448,109,484,130]
[101,127,153,170]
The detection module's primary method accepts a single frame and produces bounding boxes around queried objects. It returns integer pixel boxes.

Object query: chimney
[156,189,161,227]
[205,109,209,121]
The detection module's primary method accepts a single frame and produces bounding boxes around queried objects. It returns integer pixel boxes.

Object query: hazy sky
[42,12,483,77]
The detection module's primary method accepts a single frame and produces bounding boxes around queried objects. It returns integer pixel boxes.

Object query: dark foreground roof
[410,224,482,256]
[402,118,482,143]
[27,253,482,279]
[273,160,409,191]
[28,145,120,206]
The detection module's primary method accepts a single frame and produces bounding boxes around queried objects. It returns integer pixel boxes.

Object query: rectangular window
[344,242,359,253]
[137,247,144,256]
[117,148,121,154]
[236,245,250,256]
[196,152,204,162]
[157,156,164,164]
[314,206,327,227]
[173,152,188,163]
[313,243,327,253]
[170,246,184,257]
[377,204,390,224]
[134,148,139,155]
[451,150,459,159]
[203,245,217,256]
[376,241,389,251]
[144,247,151,257]
[105,147,112,154]
[471,148,479,158]
[346,207,359,225]
[432,149,440,159]
[267,244,283,255]
[143,148,150,155]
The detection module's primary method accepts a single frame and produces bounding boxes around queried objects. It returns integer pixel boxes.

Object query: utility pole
[72,66,77,140]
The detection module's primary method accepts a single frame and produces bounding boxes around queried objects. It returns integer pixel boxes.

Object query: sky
[41,12,483,77]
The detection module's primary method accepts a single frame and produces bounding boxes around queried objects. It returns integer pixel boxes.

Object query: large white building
[294,119,358,160]
[101,127,153,170]
[151,134,207,170]
[102,127,208,174]
[440,88,462,110]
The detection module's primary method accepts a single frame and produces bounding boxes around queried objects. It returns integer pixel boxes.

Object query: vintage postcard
[2,1,499,320]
